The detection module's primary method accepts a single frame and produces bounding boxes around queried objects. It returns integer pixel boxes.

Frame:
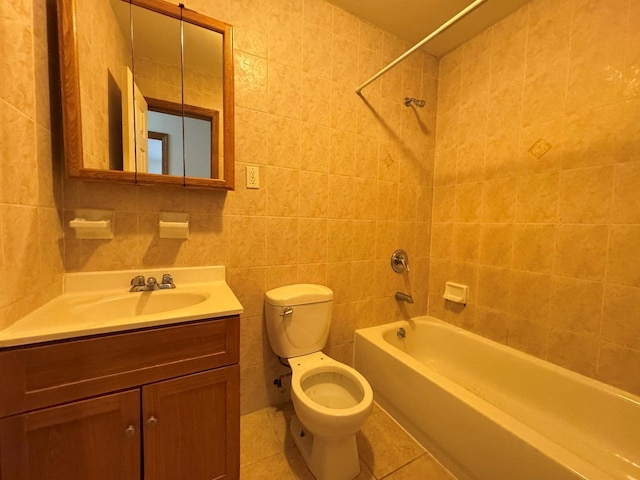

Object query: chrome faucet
[130,275,146,292]
[395,292,414,304]
[159,273,175,289]
[129,273,175,292]
[146,276,158,290]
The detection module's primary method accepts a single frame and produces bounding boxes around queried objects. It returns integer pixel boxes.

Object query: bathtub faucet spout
[395,292,414,304]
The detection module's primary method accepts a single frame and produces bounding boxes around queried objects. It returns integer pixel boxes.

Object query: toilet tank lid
[265,284,333,306]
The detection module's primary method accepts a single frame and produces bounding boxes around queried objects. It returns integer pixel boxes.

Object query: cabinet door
[0,390,140,480]
[142,365,239,480]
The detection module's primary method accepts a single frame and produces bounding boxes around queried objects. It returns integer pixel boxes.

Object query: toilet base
[290,415,361,480]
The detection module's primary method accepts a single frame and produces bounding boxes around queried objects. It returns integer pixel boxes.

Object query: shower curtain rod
[355,0,488,96]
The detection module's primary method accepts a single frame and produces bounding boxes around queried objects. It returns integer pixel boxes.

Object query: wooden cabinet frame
[0,316,240,480]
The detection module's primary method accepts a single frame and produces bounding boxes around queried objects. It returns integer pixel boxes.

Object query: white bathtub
[354,316,640,480]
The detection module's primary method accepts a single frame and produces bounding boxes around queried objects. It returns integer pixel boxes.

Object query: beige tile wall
[0,0,65,329]
[60,0,437,414]
[429,0,640,396]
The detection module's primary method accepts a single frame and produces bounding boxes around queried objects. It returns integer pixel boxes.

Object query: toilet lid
[265,284,333,306]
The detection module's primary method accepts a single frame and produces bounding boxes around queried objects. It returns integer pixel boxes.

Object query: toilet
[264,284,374,480]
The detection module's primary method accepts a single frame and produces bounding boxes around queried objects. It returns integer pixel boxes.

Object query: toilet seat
[289,352,373,437]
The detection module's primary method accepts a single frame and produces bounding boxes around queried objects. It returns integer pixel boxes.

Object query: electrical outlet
[246,165,260,189]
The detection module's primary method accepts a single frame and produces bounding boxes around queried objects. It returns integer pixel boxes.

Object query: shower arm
[354,0,488,96]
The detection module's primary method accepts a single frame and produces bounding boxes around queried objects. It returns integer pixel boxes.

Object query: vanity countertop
[0,266,243,348]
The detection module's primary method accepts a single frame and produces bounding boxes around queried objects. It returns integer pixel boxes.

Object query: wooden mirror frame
[56,0,235,189]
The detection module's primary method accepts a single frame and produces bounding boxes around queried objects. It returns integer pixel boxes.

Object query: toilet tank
[264,284,333,358]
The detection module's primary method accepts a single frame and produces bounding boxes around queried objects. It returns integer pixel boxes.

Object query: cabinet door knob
[124,425,136,437]
[146,416,158,427]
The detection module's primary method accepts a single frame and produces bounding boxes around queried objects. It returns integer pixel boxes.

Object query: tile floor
[240,402,457,480]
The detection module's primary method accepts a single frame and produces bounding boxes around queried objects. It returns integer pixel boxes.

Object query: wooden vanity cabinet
[142,367,239,480]
[0,316,240,480]
[1,390,141,480]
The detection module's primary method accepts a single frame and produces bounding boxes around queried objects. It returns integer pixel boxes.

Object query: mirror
[56,0,235,189]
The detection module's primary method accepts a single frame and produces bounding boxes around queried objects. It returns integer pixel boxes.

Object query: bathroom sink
[71,290,210,322]
[0,266,244,348]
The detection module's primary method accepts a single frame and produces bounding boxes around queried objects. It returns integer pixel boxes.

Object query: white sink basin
[0,266,243,347]
[72,290,210,322]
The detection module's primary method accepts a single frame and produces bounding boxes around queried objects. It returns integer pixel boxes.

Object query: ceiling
[326,0,532,57]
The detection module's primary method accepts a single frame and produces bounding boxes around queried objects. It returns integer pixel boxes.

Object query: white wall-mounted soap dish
[69,209,114,239]
[443,281,468,305]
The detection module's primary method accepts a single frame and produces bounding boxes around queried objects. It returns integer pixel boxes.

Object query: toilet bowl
[288,353,373,480]
[264,285,374,480]
[290,352,373,437]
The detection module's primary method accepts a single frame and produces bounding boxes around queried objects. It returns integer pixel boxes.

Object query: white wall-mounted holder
[69,209,114,239]
[159,212,189,239]
[443,281,468,305]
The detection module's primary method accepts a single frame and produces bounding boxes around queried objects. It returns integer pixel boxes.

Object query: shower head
[404,97,426,108]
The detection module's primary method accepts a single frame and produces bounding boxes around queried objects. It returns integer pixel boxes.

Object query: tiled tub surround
[428,0,640,396]
[2,0,639,419]
[355,317,640,480]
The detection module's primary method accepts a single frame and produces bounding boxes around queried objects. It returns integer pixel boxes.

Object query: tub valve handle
[391,249,410,273]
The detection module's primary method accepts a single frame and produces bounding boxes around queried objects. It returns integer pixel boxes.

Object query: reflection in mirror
[127,2,181,175]
[145,98,219,178]
[148,132,169,174]
[127,1,227,180]
[182,21,225,179]
[56,0,235,189]
[73,0,133,171]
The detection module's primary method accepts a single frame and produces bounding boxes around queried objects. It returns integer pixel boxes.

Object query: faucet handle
[130,275,145,287]
[391,249,410,273]
[160,273,176,289]
[399,257,410,272]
